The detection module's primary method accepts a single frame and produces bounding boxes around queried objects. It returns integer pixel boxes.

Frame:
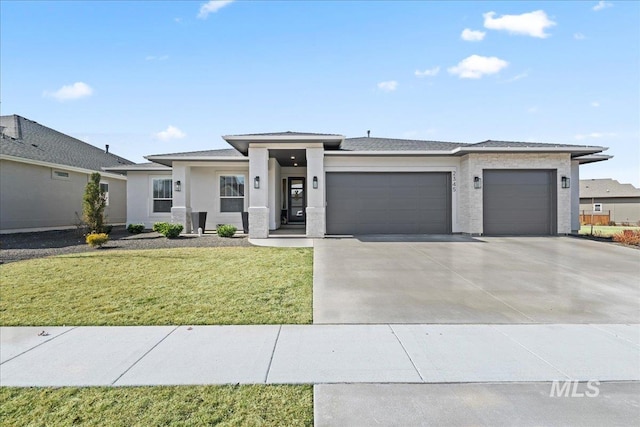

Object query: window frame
[51,169,70,181]
[218,173,246,214]
[151,176,173,214]
[100,181,109,206]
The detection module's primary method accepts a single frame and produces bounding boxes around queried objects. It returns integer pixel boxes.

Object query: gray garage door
[483,170,557,235]
[326,172,451,235]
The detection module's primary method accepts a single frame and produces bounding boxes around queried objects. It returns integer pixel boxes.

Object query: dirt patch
[0,226,251,263]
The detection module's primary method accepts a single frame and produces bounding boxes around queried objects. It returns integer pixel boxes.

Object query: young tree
[83,172,107,233]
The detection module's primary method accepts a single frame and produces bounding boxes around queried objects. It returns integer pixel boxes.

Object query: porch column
[248,147,269,238]
[171,162,192,233]
[306,147,325,237]
[570,160,580,233]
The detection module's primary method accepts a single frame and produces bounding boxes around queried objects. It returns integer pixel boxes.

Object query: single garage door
[483,170,557,235]
[326,172,451,235]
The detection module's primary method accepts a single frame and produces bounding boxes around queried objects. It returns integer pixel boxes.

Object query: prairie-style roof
[342,137,464,151]
[0,115,133,171]
[580,179,640,198]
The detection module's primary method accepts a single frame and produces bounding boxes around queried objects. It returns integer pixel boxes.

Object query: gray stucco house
[580,179,640,225]
[0,115,133,232]
[105,132,609,237]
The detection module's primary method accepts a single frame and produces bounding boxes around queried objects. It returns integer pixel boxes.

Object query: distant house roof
[226,131,343,137]
[103,162,172,172]
[580,179,640,198]
[0,115,133,171]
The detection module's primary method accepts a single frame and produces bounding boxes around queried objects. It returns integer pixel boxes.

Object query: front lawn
[579,225,640,237]
[0,247,312,326]
[0,385,313,426]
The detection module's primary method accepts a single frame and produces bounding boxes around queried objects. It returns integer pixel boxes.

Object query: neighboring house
[105,132,610,237]
[580,179,640,225]
[0,115,133,232]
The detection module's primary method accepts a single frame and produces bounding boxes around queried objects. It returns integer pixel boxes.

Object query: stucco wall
[125,170,172,228]
[0,159,126,231]
[460,153,572,234]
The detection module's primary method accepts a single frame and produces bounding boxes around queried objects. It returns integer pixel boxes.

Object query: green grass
[0,385,313,426]
[579,225,640,237]
[0,247,312,326]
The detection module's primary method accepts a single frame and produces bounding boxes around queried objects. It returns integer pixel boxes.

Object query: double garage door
[326,172,452,235]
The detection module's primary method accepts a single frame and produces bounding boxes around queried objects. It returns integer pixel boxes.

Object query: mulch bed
[0,226,251,264]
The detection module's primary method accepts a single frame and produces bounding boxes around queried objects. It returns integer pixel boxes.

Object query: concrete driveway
[313,236,640,324]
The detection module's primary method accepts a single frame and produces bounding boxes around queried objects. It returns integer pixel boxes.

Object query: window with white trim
[100,182,109,206]
[152,178,173,213]
[220,175,245,212]
[593,203,603,213]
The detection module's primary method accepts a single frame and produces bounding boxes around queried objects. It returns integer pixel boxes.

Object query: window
[52,170,70,180]
[100,182,109,206]
[593,203,603,213]
[152,178,173,213]
[220,175,245,212]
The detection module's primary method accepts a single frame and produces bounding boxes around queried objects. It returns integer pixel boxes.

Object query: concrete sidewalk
[1,324,638,387]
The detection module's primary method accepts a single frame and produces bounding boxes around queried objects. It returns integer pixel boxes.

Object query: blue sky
[2,1,638,185]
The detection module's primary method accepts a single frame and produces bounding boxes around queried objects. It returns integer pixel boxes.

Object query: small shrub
[86,233,109,248]
[153,222,183,238]
[612,230,640,246]
[608,221,617,226]
[216,224,237,238]
[127,224,145,234]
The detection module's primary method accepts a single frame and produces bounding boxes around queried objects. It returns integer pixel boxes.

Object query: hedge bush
[127,224,145,234]
[86,233,109,248]
[216,224,237,238]
[153,222,184,239]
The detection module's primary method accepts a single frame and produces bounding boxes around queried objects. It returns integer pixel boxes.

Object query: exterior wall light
[174,180,181,192]
[473,176,482,189]
[561,176,570,189]
[313,176,318,189]
[254,176,260,189]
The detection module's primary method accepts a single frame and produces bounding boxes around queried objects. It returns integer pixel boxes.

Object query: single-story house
[105,132,610,237]
[0,115,133,232]
[580,179,640,225]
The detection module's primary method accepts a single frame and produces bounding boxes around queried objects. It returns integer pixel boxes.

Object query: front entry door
[288,177,306,223]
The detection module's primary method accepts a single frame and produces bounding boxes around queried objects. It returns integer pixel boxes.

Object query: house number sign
[451,171,457,192]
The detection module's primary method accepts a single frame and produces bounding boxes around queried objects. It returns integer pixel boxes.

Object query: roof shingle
[0,115,133,170]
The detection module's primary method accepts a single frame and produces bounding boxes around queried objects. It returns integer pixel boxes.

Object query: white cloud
[574,132,616,140]
[483,10,556,38]
[574,32,586,40]
[43,82,93,101]
[155,125,186,141]
[198,0,235,19]
[505,72,528,82]
[377,80,398,92]
[591,101,600,107]
[527,106,538,113]
[146,55,169,61]
[461,28,486,41]
[448,55,508,79]
[593,1,612,11]
[415,66,440,77]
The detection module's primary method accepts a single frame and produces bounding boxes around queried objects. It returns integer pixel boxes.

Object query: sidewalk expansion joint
[264,325,282,383]
[0,326,77,366]
[110,325,180,386]
[389,324,424,382]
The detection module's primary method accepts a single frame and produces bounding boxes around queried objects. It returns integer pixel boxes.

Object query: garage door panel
[326,172,451,235]
[483,170,556,236]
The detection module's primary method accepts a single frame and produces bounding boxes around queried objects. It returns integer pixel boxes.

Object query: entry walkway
[1,324,638,386]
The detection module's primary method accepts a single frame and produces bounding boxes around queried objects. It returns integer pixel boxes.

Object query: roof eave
[325,150,454,156]
[452,146,608,156]
[144,155,249,167]
[223,134,345,155]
